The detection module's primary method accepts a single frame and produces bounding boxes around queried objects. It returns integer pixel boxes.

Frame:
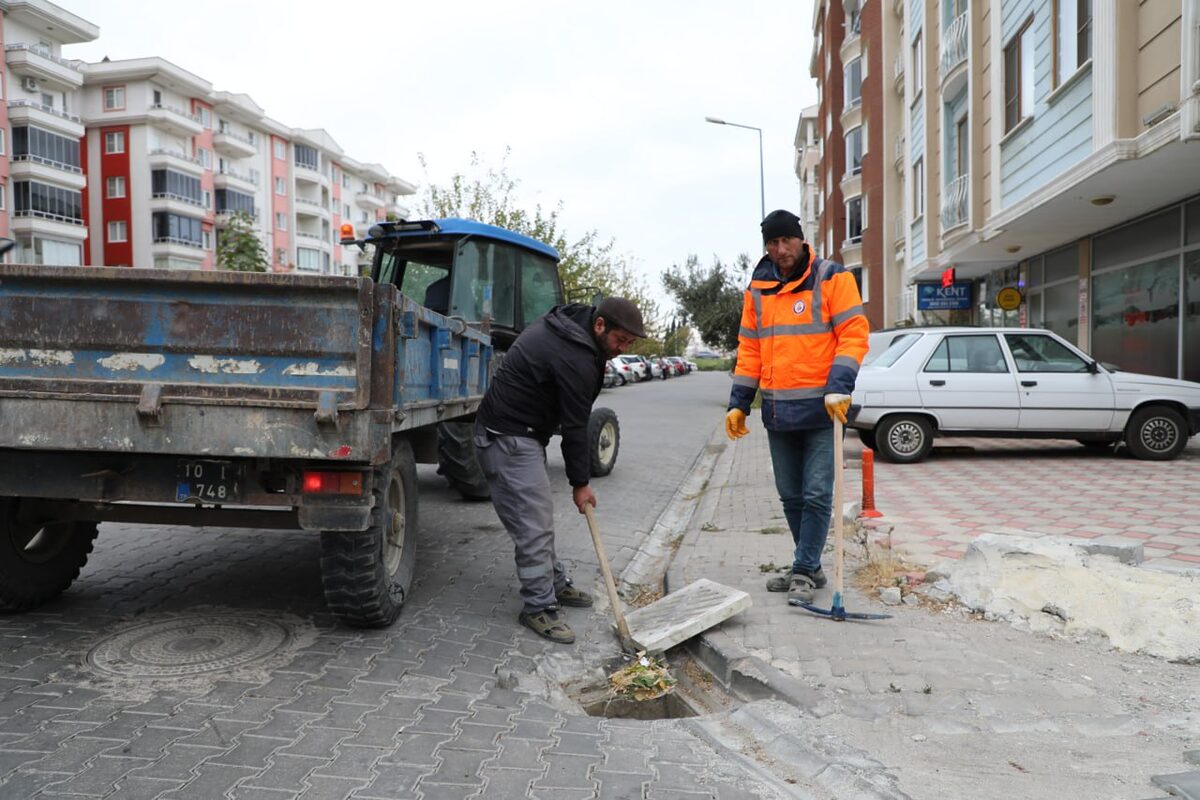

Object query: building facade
[807,0,1200,379]
[0,1,414,275]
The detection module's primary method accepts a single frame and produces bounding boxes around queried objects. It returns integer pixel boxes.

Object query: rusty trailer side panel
[0,265,492,463]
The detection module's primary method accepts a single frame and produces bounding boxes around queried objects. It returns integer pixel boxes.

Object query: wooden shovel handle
[583,504,633,644]
[833,417,845,597]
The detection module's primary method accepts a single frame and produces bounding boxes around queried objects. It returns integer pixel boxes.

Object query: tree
[418,150,659,329]
[662,254,748,353]
[216,212,269,273]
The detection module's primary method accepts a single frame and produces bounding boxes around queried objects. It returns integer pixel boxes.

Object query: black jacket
[476,303,606,487]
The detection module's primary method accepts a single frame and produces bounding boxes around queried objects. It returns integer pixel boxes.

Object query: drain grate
[87,615,290,678]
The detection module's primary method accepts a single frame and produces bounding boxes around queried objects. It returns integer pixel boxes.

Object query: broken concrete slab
[941,534,1200,662]
[1151,771,1200,799]
[624,578,750,654]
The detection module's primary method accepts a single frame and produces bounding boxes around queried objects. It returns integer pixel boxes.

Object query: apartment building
[859,0,1200,379]
[0,0,98,265]
[793,105,822,249]
[0,1,415,275]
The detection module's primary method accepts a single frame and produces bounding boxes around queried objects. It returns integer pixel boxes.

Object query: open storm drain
[86,615,290,678]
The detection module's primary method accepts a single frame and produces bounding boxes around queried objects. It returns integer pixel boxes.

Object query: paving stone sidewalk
[669,428,1200,800]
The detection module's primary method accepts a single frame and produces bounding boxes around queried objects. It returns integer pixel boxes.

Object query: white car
[851,327,1200,463]
[608,358,636,386]
[616,354,648,382]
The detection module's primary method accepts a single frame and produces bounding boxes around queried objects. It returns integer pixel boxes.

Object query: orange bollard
[860,448,883,518]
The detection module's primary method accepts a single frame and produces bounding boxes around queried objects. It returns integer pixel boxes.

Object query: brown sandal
[519,605,575,644]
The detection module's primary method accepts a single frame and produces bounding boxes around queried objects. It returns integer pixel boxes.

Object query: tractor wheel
[436,421,490,500]
[588,407,620,477]
[0,499,98,611]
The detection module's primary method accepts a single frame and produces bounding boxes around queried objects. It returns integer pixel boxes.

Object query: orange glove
[725,409,749,440]
[824,393,851,424]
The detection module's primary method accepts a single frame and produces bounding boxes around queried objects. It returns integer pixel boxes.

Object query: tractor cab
[344,219,564,350]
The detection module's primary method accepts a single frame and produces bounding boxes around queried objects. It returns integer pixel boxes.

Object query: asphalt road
[0,371,785,799]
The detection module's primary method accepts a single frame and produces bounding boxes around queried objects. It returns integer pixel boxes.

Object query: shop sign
[917,281,972,310]
[996,286,1023,311]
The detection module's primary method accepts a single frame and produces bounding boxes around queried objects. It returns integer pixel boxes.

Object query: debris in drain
[608,651,676,702]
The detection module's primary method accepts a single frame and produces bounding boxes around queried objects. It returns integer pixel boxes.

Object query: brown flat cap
[596,297,646,338]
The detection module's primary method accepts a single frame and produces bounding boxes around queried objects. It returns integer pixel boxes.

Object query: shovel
[583,505,751,654]
[791,417,893,622]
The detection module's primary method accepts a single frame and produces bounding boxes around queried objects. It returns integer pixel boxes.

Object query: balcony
[894,213,907,245]
[148,148,205,177]
[215,209,259,227]
[150,193,207,218]
[151,238,205,264]
[4,43,83,89]
[7,100,83,138]
[295,231,332,251]
[939,12,968,89]
[11,212,87,242]
[295,198,330,220]
[355,191,385,211]
[214,167,257,192]
[213,129,257,159]
[9,155,87,191]
[147,103,204,137]
[894,134,906,171]
[893,52,905,94]
[940,173,970,231]
[293,163,328,187]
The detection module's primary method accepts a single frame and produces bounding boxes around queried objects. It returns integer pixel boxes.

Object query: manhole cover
[86,615,290,678]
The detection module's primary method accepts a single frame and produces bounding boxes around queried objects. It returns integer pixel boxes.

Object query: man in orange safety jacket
[725,209,869,603]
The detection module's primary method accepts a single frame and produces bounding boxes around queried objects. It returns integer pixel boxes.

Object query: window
[847,4,862,37]
[273,140,286,160]
[12,126,81,171]
[203,230,212,250]
[925,335,1009,373]
[151,169,203,205]
[845,126,863,176]
[107,221,127,243]
[0,129,5,155]
[215,189,255,216]
[343,204,351,217]
[850,266,870,303]
[911,33,924,97]
[152,89,162,106]
[0,187,5,211]
[296,247,322,271]
[955,115,969,177]
[275,247,287,265]
[218,120,230,134]
[151,212,203,247]
[1004,333,1090,373]
[203,190,212,209]
[1053,0,1093,87]
[103,86,125,111]
[197,106,211,129]
[104,131,125,154]
[274,177,286,195]
[846,196,864,244]
[196,148,211,169]
[294,144,319,170]
[12,181,83,223]
[844,58,863,108]
[275,212,287,230]
[106,176,125,198]
[1004,18,1035,132]
[912,158,925,218]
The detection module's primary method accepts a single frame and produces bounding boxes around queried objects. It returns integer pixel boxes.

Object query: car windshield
[865,332,922,367]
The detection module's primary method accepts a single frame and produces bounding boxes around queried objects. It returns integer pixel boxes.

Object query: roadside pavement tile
[102,724,193,760]
[128,743,223,781]
[1152,771,1200,799]
[531,789,595,800]
[646,789,712,800]
[310,743,386,779]
[431,747,492,785]
[276,726,351,759]
[342,716,404,749]
[228,787,298,800]
[533,753,600,790]
[248,673,309,700]
[308,701,366,732]
[0,704,70,736]
[416,780,484,800]
[410,708,469,735]
[157,763,261,799]
[425,692,476,715]
[208,734,288,769]
[357,762,428,798]
[0,769,71,797]
[464,705,514,728]
[244,711,319,741]
[308,667,364,694]
[242,754,324,793]
[276,687,346,716]
[594,769,653,799]
[479,767,541,798]
[176,718,257,749]
[214,697,286,725]
[330,681,393,708]
[451,722,505,751]
[44,755,145,795]
[296,774,369,798]
[488,736,549,769]
[372,695,426,722]
[1170,553,1200,563]
[6,721,85,753]
[108,776,189,800]
[549,731,604,758]
[393,674,449,698]
[653,739,705,764]
[30,733,126,771]
[381,732,452,767]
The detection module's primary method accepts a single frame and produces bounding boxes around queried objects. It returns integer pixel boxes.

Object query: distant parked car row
[604,355,697,387]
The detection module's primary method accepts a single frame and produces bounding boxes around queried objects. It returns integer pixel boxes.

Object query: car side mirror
[1086,359,1099,374]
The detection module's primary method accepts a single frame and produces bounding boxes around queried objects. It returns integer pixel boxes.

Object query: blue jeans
[766,427,834,574]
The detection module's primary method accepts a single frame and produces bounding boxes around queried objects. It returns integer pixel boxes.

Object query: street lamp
[705,116,765,221]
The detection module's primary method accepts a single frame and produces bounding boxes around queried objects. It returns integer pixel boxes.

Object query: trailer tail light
[302,470,365,495]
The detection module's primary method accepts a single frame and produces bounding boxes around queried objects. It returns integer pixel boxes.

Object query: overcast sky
[62,1,817,312]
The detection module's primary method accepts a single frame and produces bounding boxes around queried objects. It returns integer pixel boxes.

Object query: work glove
[824,393,851,425]
[725,409,749,440]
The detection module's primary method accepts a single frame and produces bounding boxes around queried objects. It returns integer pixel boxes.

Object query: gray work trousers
[474,425,567,612]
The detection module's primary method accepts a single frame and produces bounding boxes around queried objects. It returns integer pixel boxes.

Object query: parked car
[645,358,663,379]
[686,360,698,372]
[608,357,635,386]
[850,327,1200,463]
[603,361,620,388]
[666,356,689,375]
[655,357,673,379]
[616,354,648,382]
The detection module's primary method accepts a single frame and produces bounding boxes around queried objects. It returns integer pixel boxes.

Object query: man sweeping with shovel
[725,210,869,605]
[474,297,646,644]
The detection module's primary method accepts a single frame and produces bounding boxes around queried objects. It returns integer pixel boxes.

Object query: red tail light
[302,470,365,495]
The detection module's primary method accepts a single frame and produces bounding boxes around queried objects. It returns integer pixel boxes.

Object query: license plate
[176,459,244,504]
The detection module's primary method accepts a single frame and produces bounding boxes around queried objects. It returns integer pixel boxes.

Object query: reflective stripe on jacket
[728,247,869,430]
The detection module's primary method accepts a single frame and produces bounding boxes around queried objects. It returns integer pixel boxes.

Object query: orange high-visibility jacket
[728,247,869,430]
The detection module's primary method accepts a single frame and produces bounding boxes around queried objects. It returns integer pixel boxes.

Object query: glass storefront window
[1044,244,1078,283]
[1185,251,1200,382]
[1092,255,1180,377]
[1043,280,1078,340]
[1186,199,1200,246]
[1093,208,1179,270]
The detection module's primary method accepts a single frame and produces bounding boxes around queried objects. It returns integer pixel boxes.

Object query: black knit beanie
[761,209,805,243]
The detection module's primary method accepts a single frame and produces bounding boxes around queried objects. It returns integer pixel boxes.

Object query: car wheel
[1124,405,1188,461]
[857,429,878,451]
[588,407,620,477]
[875,415,933,464]
[615,374,626,387]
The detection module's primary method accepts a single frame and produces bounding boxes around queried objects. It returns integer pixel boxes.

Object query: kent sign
[917,281,972,310]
